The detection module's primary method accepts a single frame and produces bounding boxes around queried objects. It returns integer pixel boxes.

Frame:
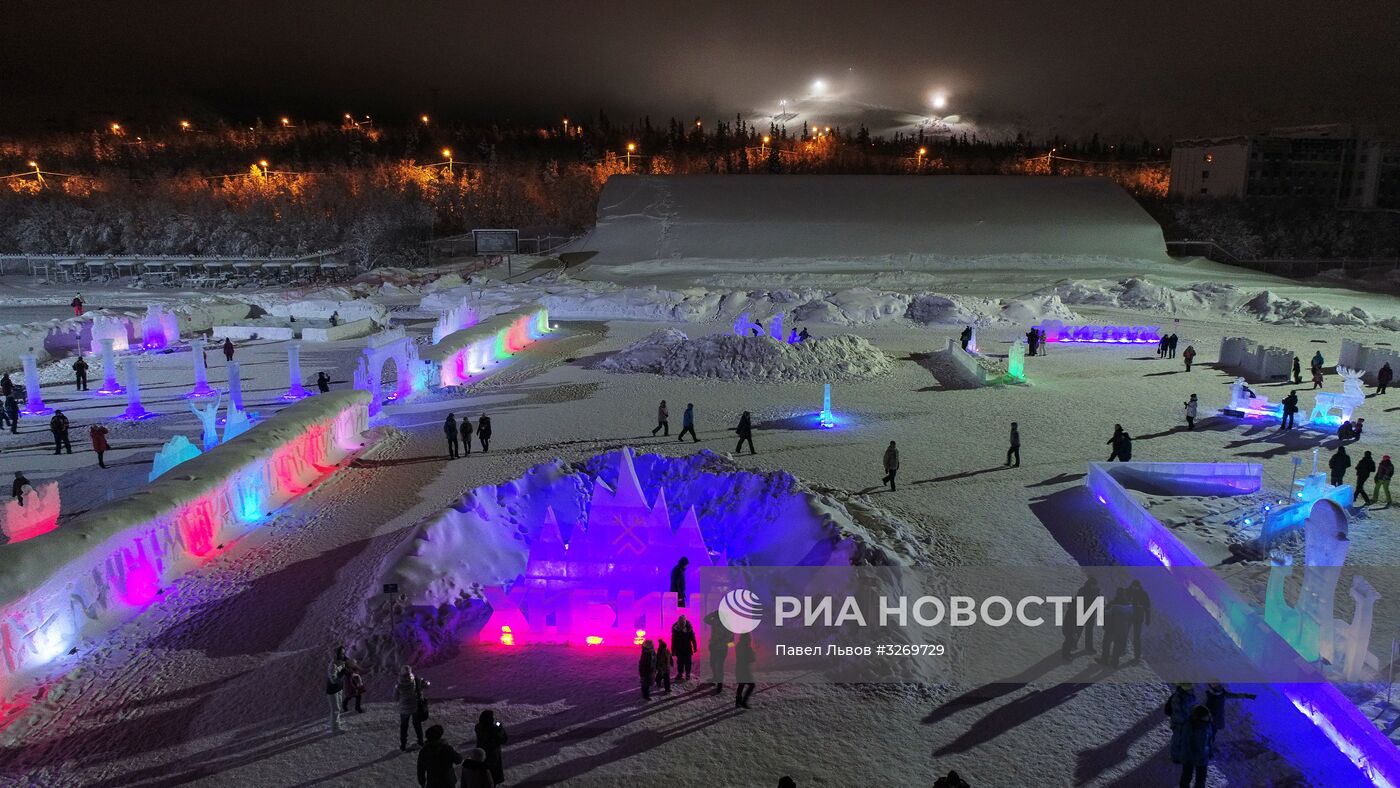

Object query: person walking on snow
[395,666,429,750]
[706,610,731,693]
[652,400,669,436]
[1205,682,1255,731]
[89,423,110,468]
[334,646,365,714]
[12,471,31,506]
[1377,455,1395,507]
[444,414,460,459]
[222,337,235,362]
[1184,395,1199,431]
[734,632,757,708]
[882,441,900,490]
[473,710,508,787]
[1311,350,1325,376]
[72,355,89,391]
[477,414,492,452]
[316,372,331,393]
[1173,704,1217,788]
[670,557,688,606]
[1006,422,1021,467]
[1168,334,1179,358]
[1098,588,1134,668]
[654,639,673,693]
[638,640,656,700]
[416,725,463,788]
[1356,451,1377,505]
[1125,579,1151,659]
[1063,576,1102,659]
[71,294,84,316]
[49,410,72,455]
[1,372,12,398]
[1380,363,1394,395]
[1281,391,1300,430]
[462,749,495,788]
[678,403,698,443]
[1292,357,1303,385]
[1182,345,1196,372]
[672,614,698,680]
[959,326,973,352]
[734,411,755,455]
[1329,445,1352,487]
[3,395,16,435]
[459,417,473,456]
[325,648,348,734]
[1106,425,1125,461]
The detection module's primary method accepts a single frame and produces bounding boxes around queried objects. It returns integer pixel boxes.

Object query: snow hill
[579,174,1168,274]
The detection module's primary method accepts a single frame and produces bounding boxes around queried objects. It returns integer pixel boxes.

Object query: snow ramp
[581,174,1167,273]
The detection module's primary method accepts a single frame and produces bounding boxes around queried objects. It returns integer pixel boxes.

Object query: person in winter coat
[462,749,495,788]
[1168,334,1179,358]
[71,294,84,316]
[459,418,473,456]
[316,372,331,393]
[335,646,365,714]
[1182,345,1196,372]
[1338,421,1356,443]
[651,400,669,436]
[12,471,31,506]
[638,640,656,700]
[654,639,673,693]
[1006,422,1021,467]
[671,614,698,680]
[933,772,971,788]
[1312,367,1324,390]
[1311,351,1325,375]
[1281,391,1300,430]
[1124,580,1152,659]
[734,411,754,455]
[1204,682,1255,731]
[49,410,72,455]
[1115,432,1134,462]
[3,394,16,434]
[89,424,110,468]
[882,441,900,490]
[959,326,973,351]
[477,415,492,452]
[1329,446,1352,487]
[417,724,464,788]
[0,373,11,398]
[1184,395,1199,431]
[1026,328,1039,356]
[1380,363,1395,395]
[1377,455,1395,507]
[734,632,757,708]
[72,355,89,391]
[395,666,429,750]
[706,610,730,693]
[1062,576,1102,659]
[326,648,348,733]
[0,389,9,431]
[1292,357,1303,385]
[1106,425,1125,461]
[445,414,460,459]
[678,403,698,443]
[222,338,235,362]
[670,557,688,605]
[1098,588,1134,668]
[1355,451,1378,505]
[1157,336,1168,359]
[473,710,508,786]
[1173,704,1216,788]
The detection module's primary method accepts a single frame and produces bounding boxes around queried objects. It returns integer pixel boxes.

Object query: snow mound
[598,330,894,382]
[1049,277,1400,328]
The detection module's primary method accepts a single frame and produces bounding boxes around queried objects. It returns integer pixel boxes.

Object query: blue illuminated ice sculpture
[818,383,835,428]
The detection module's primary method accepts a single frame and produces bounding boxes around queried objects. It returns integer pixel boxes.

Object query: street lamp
[179,120,191,132]
[281,117,291,127]
[917,147,927,167]
[110,123,122,134]
[442,148,453,175]
[257,160,270,177]
[563,118,569,136]
[420,114,430,124]
[626,142,636,167]
[761,135,770,156]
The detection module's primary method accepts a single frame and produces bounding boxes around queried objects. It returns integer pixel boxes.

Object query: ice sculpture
[481,447,714,646]
[1340,576,1381,681]
[90,315,130,352]
[732,312,794,343]
[189,391,223,450]
[141,304,180,350]
[281,342,312,400]
[97,338,124,395]
[432,297,479,344]
[120,357,154,420]
[227,361,244,412]
[19,352,51,415]
[818,383,835,428]
[1339,339,1400,384]
[149,435,202,481]
[1225,377,1281,420]
[0,480,61,542]
[222,404,252,442]
[1308,367,1365,428]
[1265,499,1350,663]
[1036,320,1161,345]
[1219,337,1293,381]
[186,337,215,398]
[1006,339,1027,381]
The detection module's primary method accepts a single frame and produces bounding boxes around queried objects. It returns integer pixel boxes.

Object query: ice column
[98,338,124,394]
[227,361,244,412]
[187,337,215,398]
[282,342,311,400]
[19,352,51,415]
[1007,340,1027,381]
[121,357,152,420]
[819,383,835,428]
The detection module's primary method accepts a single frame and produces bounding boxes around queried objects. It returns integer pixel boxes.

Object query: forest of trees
[2,114,1389,267]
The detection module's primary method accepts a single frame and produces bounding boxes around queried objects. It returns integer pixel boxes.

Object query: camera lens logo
[717,588,764,634]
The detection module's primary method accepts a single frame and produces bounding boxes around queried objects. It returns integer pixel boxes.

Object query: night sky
[8,0,1400,138]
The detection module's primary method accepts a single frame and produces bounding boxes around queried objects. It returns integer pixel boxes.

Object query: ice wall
[1220,337,1294,381]
[0,391,374,699]
[1340,339,1400,385]
[0,482,61,543]
[421,305,551,387]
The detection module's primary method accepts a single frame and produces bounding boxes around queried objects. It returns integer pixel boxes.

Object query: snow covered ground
[2,175,1400,786]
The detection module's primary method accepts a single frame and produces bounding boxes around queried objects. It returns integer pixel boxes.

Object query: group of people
[1164,682,1255,788]
[637,612,757,709]
[1329,444,1395,507]
[1156,334,1181,359]
[443,413,493,458]
[1023,327,1047,356]
[647,401,754,454]
[1060,577,1152,668]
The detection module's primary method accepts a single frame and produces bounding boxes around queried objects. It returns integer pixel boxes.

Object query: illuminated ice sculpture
[149,435,202,481]
[189,391,223,450]
[222,404,252,442]
[1006,339,1027,382]
[0,480,60,543]
[120,357,154,420]
[421,305,553,390]
[733,312,796,343]
[97,338,124,395]
[480,447,715,647]
[281,342,312,400]
[186,337,216,398]
[1224,377,1282,420]
[818,383,835,428]
[19,352,51,416]
[352,328,423,416]
[90,315,130,352]
[226,361,245,412]
[1308,367,1365,429]
[1036,320,1161,345]
[141,304,180,350]
[432,297,479,344]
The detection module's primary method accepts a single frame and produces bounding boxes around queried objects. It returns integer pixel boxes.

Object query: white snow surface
[598,330,895,382]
